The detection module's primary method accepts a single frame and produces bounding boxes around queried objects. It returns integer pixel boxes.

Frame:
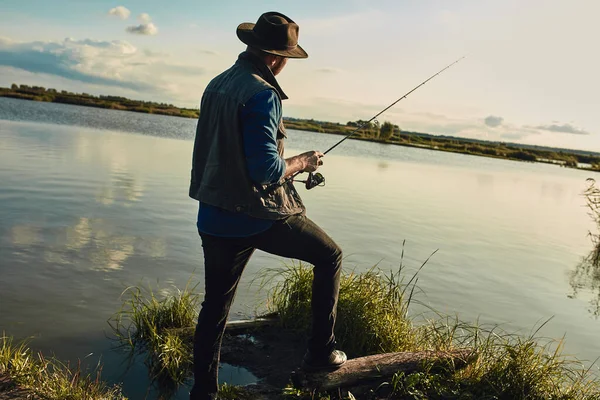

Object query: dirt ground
[220,326,385,399]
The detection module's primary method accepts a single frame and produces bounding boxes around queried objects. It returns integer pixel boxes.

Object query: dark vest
[189,52,305,220]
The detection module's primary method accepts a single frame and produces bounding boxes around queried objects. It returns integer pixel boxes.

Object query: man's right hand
[300,150,324,172]
[284,150,324,178]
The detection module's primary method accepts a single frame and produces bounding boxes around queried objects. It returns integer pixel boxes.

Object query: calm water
[1,97,599,396]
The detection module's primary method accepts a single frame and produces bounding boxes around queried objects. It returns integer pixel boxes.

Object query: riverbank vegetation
[0,335,124,399]
[0,84,200,118]
[2,84,599,172]
[109,252,600,399]
[569,178,600,318]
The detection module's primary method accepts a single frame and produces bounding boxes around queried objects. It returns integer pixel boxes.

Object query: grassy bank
[110,252,600,399]
[0,335,124,399]
[0,85,200,118]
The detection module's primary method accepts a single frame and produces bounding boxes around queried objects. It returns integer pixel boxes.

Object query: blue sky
[1,0,599,151]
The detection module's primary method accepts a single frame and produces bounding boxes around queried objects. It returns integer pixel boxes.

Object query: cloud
[535,123,590,135]
[0,37,203,94]
[484,115,504,127]
[0,37,14,45]
[126,23,158,35]
[198,49,219,56]
[108,6,130,20]
[0,38,147,90]
[315,68,341,74]
[138,13,152,23]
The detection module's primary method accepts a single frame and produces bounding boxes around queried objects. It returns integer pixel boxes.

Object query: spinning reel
[295,172,325,190]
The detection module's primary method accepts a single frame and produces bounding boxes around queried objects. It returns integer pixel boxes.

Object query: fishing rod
[268,56,466,192]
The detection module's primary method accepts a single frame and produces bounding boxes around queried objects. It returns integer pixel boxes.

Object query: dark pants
[189,214,342,399]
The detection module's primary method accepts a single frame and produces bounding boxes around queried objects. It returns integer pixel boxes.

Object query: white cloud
[535,123,590,135]
[315,67,342,74]
[0,37,15,45]
[0,37,204,96]
[484,115,504,128]
[138,13,152,23]
[126,23,158,36]
[198,49,218,56]
[108,6,131,20]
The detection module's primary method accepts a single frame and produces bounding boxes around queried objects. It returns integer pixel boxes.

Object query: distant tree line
[1,84,200,118]
[2,84,599,172]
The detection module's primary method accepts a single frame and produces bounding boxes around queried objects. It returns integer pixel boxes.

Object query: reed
[0,335,124,399]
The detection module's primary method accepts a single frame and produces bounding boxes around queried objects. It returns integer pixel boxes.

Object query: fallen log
[225,315,279,334]
[166,314,279,340]
[291,349,477,391]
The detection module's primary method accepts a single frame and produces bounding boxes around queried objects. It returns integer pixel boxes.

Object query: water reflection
[10,217,167,272]
[10,225,42,246]
[568,178,600,317]
[96,166,144,206]
[377,161,389,170]
[569,253,600,318]
[476,173,494,188]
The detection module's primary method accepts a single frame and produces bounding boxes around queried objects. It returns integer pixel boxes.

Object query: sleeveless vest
[189,52,305,219]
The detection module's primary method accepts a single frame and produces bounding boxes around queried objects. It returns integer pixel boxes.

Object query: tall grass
[110,247,600,399]
[108,280,253,398]
[583,178,600,266]
[263,247,434,357]
[0,335,124,399]
[265,255,600,399]
[108,281,200,388]
[569,178,600,317]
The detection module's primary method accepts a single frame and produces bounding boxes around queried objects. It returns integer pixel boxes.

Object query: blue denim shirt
[197,89,286,237]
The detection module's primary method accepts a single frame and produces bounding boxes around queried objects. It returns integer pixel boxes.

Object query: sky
[1,0,599,151]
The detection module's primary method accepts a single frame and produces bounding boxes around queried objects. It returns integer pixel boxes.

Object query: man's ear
[264,54,277,68]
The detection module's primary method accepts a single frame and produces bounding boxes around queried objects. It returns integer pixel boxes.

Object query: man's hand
[301,150,324,172]
[284,151,324,178]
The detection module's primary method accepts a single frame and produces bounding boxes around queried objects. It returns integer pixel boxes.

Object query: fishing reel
[295,172,325,190]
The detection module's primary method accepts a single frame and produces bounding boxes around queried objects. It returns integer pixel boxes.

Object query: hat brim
[236,23,308,59]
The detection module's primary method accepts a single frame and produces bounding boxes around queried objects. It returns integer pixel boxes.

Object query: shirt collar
[238,51,289,100]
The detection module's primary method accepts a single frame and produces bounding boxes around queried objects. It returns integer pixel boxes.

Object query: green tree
[379,121,400,141]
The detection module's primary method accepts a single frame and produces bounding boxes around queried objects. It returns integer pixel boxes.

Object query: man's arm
[241,90,286,185]
[241,90,323,184]
[284,151,323,179]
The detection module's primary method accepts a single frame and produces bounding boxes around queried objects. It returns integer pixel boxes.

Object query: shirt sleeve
[241,90,286,185]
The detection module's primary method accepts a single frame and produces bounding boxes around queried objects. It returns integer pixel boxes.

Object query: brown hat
[236,11,308,59]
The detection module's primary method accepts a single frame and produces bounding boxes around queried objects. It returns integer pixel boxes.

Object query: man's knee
[319,242,342,269]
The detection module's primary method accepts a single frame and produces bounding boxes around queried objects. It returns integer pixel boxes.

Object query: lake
[1,97,599,397]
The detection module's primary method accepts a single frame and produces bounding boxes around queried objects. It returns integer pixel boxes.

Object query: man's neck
[238,51,288,100]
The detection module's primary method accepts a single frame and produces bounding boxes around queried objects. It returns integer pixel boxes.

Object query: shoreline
[1,88,598,173]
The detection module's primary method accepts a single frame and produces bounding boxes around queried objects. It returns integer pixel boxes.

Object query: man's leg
[190,234,255,400]
[248,215,343,359]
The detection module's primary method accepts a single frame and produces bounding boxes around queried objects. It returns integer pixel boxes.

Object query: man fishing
[188,11,347,400]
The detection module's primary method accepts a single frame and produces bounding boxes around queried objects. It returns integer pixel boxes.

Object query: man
[189,11,346,400]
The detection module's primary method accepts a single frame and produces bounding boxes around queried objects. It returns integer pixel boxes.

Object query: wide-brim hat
[236,11,308,59]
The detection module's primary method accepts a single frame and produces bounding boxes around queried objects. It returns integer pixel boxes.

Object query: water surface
[1,97,599,397]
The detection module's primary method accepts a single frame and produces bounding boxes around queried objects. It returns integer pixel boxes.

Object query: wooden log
[291,349,477,391]
[166,314,279,340]
[225,316,278,334]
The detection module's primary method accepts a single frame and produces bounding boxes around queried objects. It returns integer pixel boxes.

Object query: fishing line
[268,56,466,191]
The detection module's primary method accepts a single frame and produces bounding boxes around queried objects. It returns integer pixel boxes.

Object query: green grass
[0,334,124,399]
[108,248,600,399]
[260,248,434,357]
[265,258,600,400]
[108,280,200,389]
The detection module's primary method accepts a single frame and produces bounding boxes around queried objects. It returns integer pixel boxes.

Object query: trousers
[189,214,342,399]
